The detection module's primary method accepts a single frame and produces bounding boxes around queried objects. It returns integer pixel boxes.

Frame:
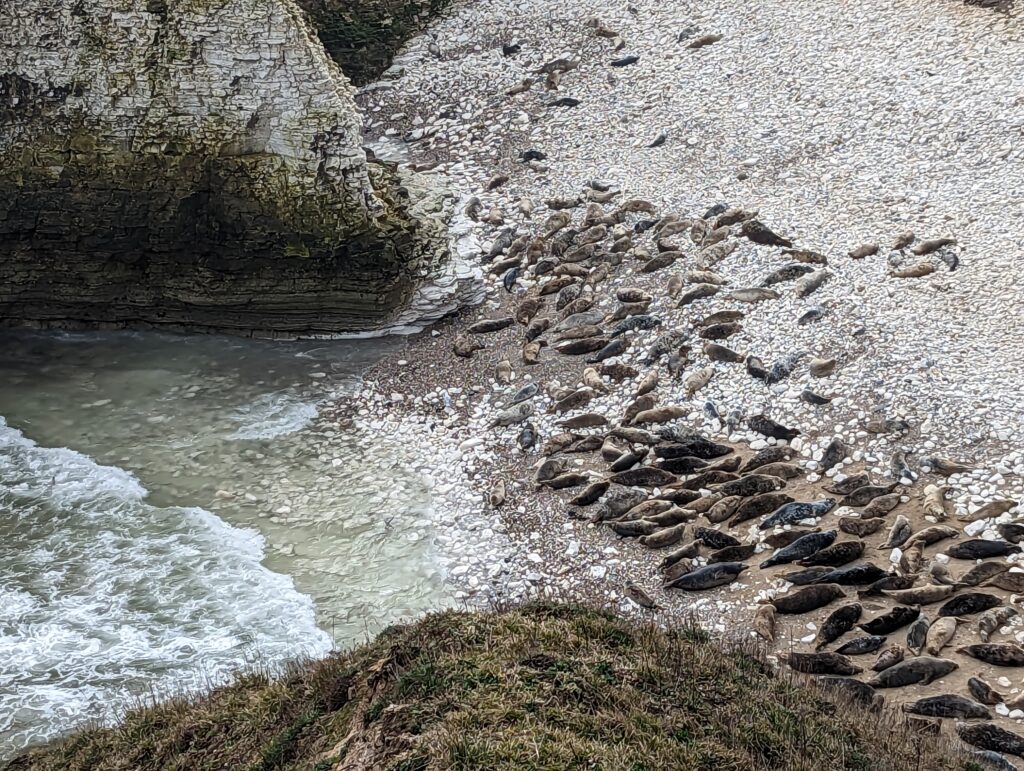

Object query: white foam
[0,418,331,756]
[227,391,319,440]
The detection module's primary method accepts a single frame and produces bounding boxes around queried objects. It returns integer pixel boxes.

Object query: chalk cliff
[0,0,469,336]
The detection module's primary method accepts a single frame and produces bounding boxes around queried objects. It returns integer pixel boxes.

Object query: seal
[763,528,820,550]
[753,603,776,642]
[768,583,846,614]
[979,606,1018,642]
[755,462,804,480]
[824,474,872,495]
[703,342,745,363]
[633,405,689,425]
[609,467,677,488]
[815,562,889,586]
[608,519,661,537]
[693,526,741,551]
[840,484,898,507]
[956,722,1024,758]
[957,643,1024,667]
[760,530,837,568]
[557,413,608,429]
[904,695,990,720]
[759,498,836,530]
[858,574,916,597]
[780,651,861,676]
[878,515,912,549]
[663,562,748,590]
[872,645,905,672]
[906,615,932,655]
[868,656,958,688]
[623,581,659,610]
[740,219,792,247]
[762,263,816,286]
[713,474,784,498]
[969,677,1005,706]
[863,493,902,518]
[780,566,832,585]
[705,495,743,524]
[859,606,920,635]
[938,592,1003,618]
[741,446,795,472]
[982,571,1024,593]
[839,516,885,537]
[901,524,954,548]
[815,603,863,650]
[835,636,887,656]
[638,521,690,549]
[698,322,742,340]
[947,540,1021,560]
[708,544,756,563]
[881,584,956,606]
[748,414,800,441]
[815,677,878,707]
[799,541,864,568]
[684,366,715,396]
[795,269,831,298]
[848,243,879,259]
[958,562,1010,587]
[569,481,610,507]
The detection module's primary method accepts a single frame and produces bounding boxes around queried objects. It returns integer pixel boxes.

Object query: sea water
[0,331,450,758]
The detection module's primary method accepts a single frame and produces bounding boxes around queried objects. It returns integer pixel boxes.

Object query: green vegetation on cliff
[299,0,452,84]
[6,603,985,770]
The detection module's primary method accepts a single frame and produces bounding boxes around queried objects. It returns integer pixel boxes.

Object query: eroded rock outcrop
[0,0,469,336]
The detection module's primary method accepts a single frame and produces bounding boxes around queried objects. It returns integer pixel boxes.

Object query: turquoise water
[0,331,450,757]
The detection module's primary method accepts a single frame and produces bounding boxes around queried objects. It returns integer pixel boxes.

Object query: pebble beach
[337,0,1024,761]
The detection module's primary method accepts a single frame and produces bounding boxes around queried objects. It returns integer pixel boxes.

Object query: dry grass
[5,602,992,771]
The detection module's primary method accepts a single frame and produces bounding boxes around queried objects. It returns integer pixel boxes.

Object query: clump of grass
[5,602,986,770]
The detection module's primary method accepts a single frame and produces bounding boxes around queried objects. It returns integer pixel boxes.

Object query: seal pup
[624,580,659,610]
[868,656,958,688]
[848,243,879,259]
[753,603,776,642]
[969,677,1005,706]
[489,480,506,508]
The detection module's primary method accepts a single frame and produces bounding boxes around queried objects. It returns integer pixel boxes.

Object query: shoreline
[336,0,1024,752]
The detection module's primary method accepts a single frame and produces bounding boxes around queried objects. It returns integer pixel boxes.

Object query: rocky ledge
[0,0,476,337]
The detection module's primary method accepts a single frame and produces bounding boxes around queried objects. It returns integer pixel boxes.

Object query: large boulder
[0,0,463,336]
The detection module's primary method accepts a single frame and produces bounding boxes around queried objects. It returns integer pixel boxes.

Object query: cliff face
[0,0,456,336]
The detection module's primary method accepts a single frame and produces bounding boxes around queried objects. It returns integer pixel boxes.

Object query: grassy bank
[6,603,985,770]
